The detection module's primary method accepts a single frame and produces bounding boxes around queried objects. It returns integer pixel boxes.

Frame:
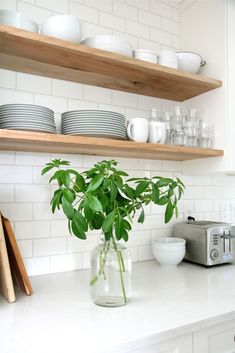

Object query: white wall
[0,0,235,276]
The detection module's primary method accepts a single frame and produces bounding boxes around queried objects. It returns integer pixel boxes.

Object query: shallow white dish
[153,248,185,266]
[176,51,206,74]
[41,15,82,44]
[0,10,39,33]
[81,35,133,57]
[0,104,54,114]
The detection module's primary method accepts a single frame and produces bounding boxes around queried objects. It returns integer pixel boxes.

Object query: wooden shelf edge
[0,25,222,101]
[0,130,224,161]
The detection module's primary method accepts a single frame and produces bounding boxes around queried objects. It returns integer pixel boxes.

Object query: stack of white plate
[81,35,133,57]
[61,110,126,140]
[0,104,56,134]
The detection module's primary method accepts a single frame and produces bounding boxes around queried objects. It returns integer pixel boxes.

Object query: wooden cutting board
[0,216,15,303]
[2,215,33,296]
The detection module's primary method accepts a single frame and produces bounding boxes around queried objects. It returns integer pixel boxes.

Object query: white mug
[127,118,149,142]
[148,120,166,144]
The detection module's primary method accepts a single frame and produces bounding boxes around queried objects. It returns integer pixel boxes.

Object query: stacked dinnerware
[0,10,39,33]
[134,49,158,64]
[61,110,126,140]
[152,237,186,266]
[0,104,56,134]
[81,35,133,57]
[158,50,178,69]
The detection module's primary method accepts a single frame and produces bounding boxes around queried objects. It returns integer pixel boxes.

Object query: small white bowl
[0,10,39,33]
[134,50,158,64]
[81,35,133,57]
[153,248,185,266]
[153,237,186,246]
[41,15,82,44]
[176,51,206,74]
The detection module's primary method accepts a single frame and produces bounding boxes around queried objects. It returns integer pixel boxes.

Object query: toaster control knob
[210,249,219,261]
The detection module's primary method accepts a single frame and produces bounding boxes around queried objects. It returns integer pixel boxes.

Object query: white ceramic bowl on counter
[81,35,133,57]
[152,237,186,266]
[0,10,39,33]
[41,15,82,44]
[176,51,206,74]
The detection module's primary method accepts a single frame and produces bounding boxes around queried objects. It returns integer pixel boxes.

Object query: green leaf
[123,185,135,199]
[123,219,131,231]
[71,214,86,239]
[62,196,74,220]
[102,210,116,233]
[175,205,179,218]
[84,204,94,222]
[151,184,159,203]
[122,228,128,241]
[165,200,174,223]
[92,214,104,229]
[104,230,112,241]
[73,211,88,232]
[110,183,117,204]
[63,189,75,203]
[135,181,149,196]
[74,174,86,192]
[138,208,145,223]
[61,170,71,188]
[86,194,102,212]
[156,196,169,205]
[41,165,54,175]
[155,178,173,187]
[87,174,104,192]
[116,171,129,176]
[51,189,63,213]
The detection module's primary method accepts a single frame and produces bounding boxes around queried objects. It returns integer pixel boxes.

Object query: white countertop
[1,260,235,353]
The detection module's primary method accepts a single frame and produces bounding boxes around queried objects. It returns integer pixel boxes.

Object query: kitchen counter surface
[1,260,235,353]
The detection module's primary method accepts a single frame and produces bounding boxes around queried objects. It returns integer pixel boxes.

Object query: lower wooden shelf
[0,129,224,161]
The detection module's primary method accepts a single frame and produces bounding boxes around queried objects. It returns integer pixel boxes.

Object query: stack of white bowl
[134,49,158,64]
[0,10,39,33]
[158,50,178,69]
[81,35,133,57]
[152,237,186,266]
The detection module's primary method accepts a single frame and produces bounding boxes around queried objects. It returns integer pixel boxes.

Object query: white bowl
[0,10,39,33]
[176,51,206,74]
[158,61,178,69]
[134,50,158,63]
[153,237,186,246]
[81,35,133,57]
[41,15,82,44]
[153,248,185,266]
[159,50,178,62]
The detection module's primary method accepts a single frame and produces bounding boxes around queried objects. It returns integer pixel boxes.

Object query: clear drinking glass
[171,121,184,146]
[199,123,214,148]
[90,239,132,307]
[184,118,198,147]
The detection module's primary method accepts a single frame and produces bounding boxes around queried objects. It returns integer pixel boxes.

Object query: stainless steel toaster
[173,220,235,266]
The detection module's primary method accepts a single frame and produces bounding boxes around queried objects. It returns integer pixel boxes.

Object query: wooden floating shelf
[0,130,224,161]
[0,25,222,101]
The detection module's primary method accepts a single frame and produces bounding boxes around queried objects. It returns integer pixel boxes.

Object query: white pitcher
[148,120,166,144]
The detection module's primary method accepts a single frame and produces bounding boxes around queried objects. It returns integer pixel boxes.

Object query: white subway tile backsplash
[18,240,33,258]
[0,0,16,10]
[195,199,213,212]
[112,91,138,108]
[0,152,15,165]
[0,88,34,105]
[35,94,67,113]
[51,220,70,237]
[127,0,150,11]
[25,257,50,276]
[99,11,125,31]
[161,17,181,36]
[138,159,162,171]
[0,69,16,89]
[15,185,50,202]
[85,0,113,12]
[84,22,112,37]
[33,237,67,256]
[70,1,98,22]
[50,253,83,273]
[150,0,172,18]
[151,27,172,46]
[84,85,112,104]
[52,79,83,99]
[17,73,51,95]
[33,202,64,220]
[17,1,52,23]
[183,186,204,200]
[68,233,98,252]
[172,34,181,49]
[162,160,182,172]
[137,38,161,52]
[126,20,150,39]
[113,1,138,21]
[68,98,98,110]
[0,185,14,202]
[194,175,213,185]
[0,203,32,221]
[113,30,138,49]
[204,186,222,199]
[0,166,33,183]
[138,10,161,29]
[139,245,154,261]
[36,0,68,13]
[15,220,51,239]
[15,152,50,166]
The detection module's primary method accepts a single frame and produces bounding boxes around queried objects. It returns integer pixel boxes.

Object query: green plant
[42,159,185,303]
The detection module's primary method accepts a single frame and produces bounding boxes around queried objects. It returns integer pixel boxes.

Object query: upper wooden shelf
[0,129,224,161]
[0,25,222,101]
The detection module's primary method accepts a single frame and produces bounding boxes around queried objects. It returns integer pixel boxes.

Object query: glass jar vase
[90,239,132,307]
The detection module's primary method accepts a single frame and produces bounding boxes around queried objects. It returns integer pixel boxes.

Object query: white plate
[0,116,55,123]
[0,104,53,113]
[61,109,124,116]
[1,127,56,134]
[0,111,54,117]
[61,132,127,139]
[0,123,56,130]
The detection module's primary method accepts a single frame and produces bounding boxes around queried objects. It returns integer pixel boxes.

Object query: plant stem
[112,238,127,304]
